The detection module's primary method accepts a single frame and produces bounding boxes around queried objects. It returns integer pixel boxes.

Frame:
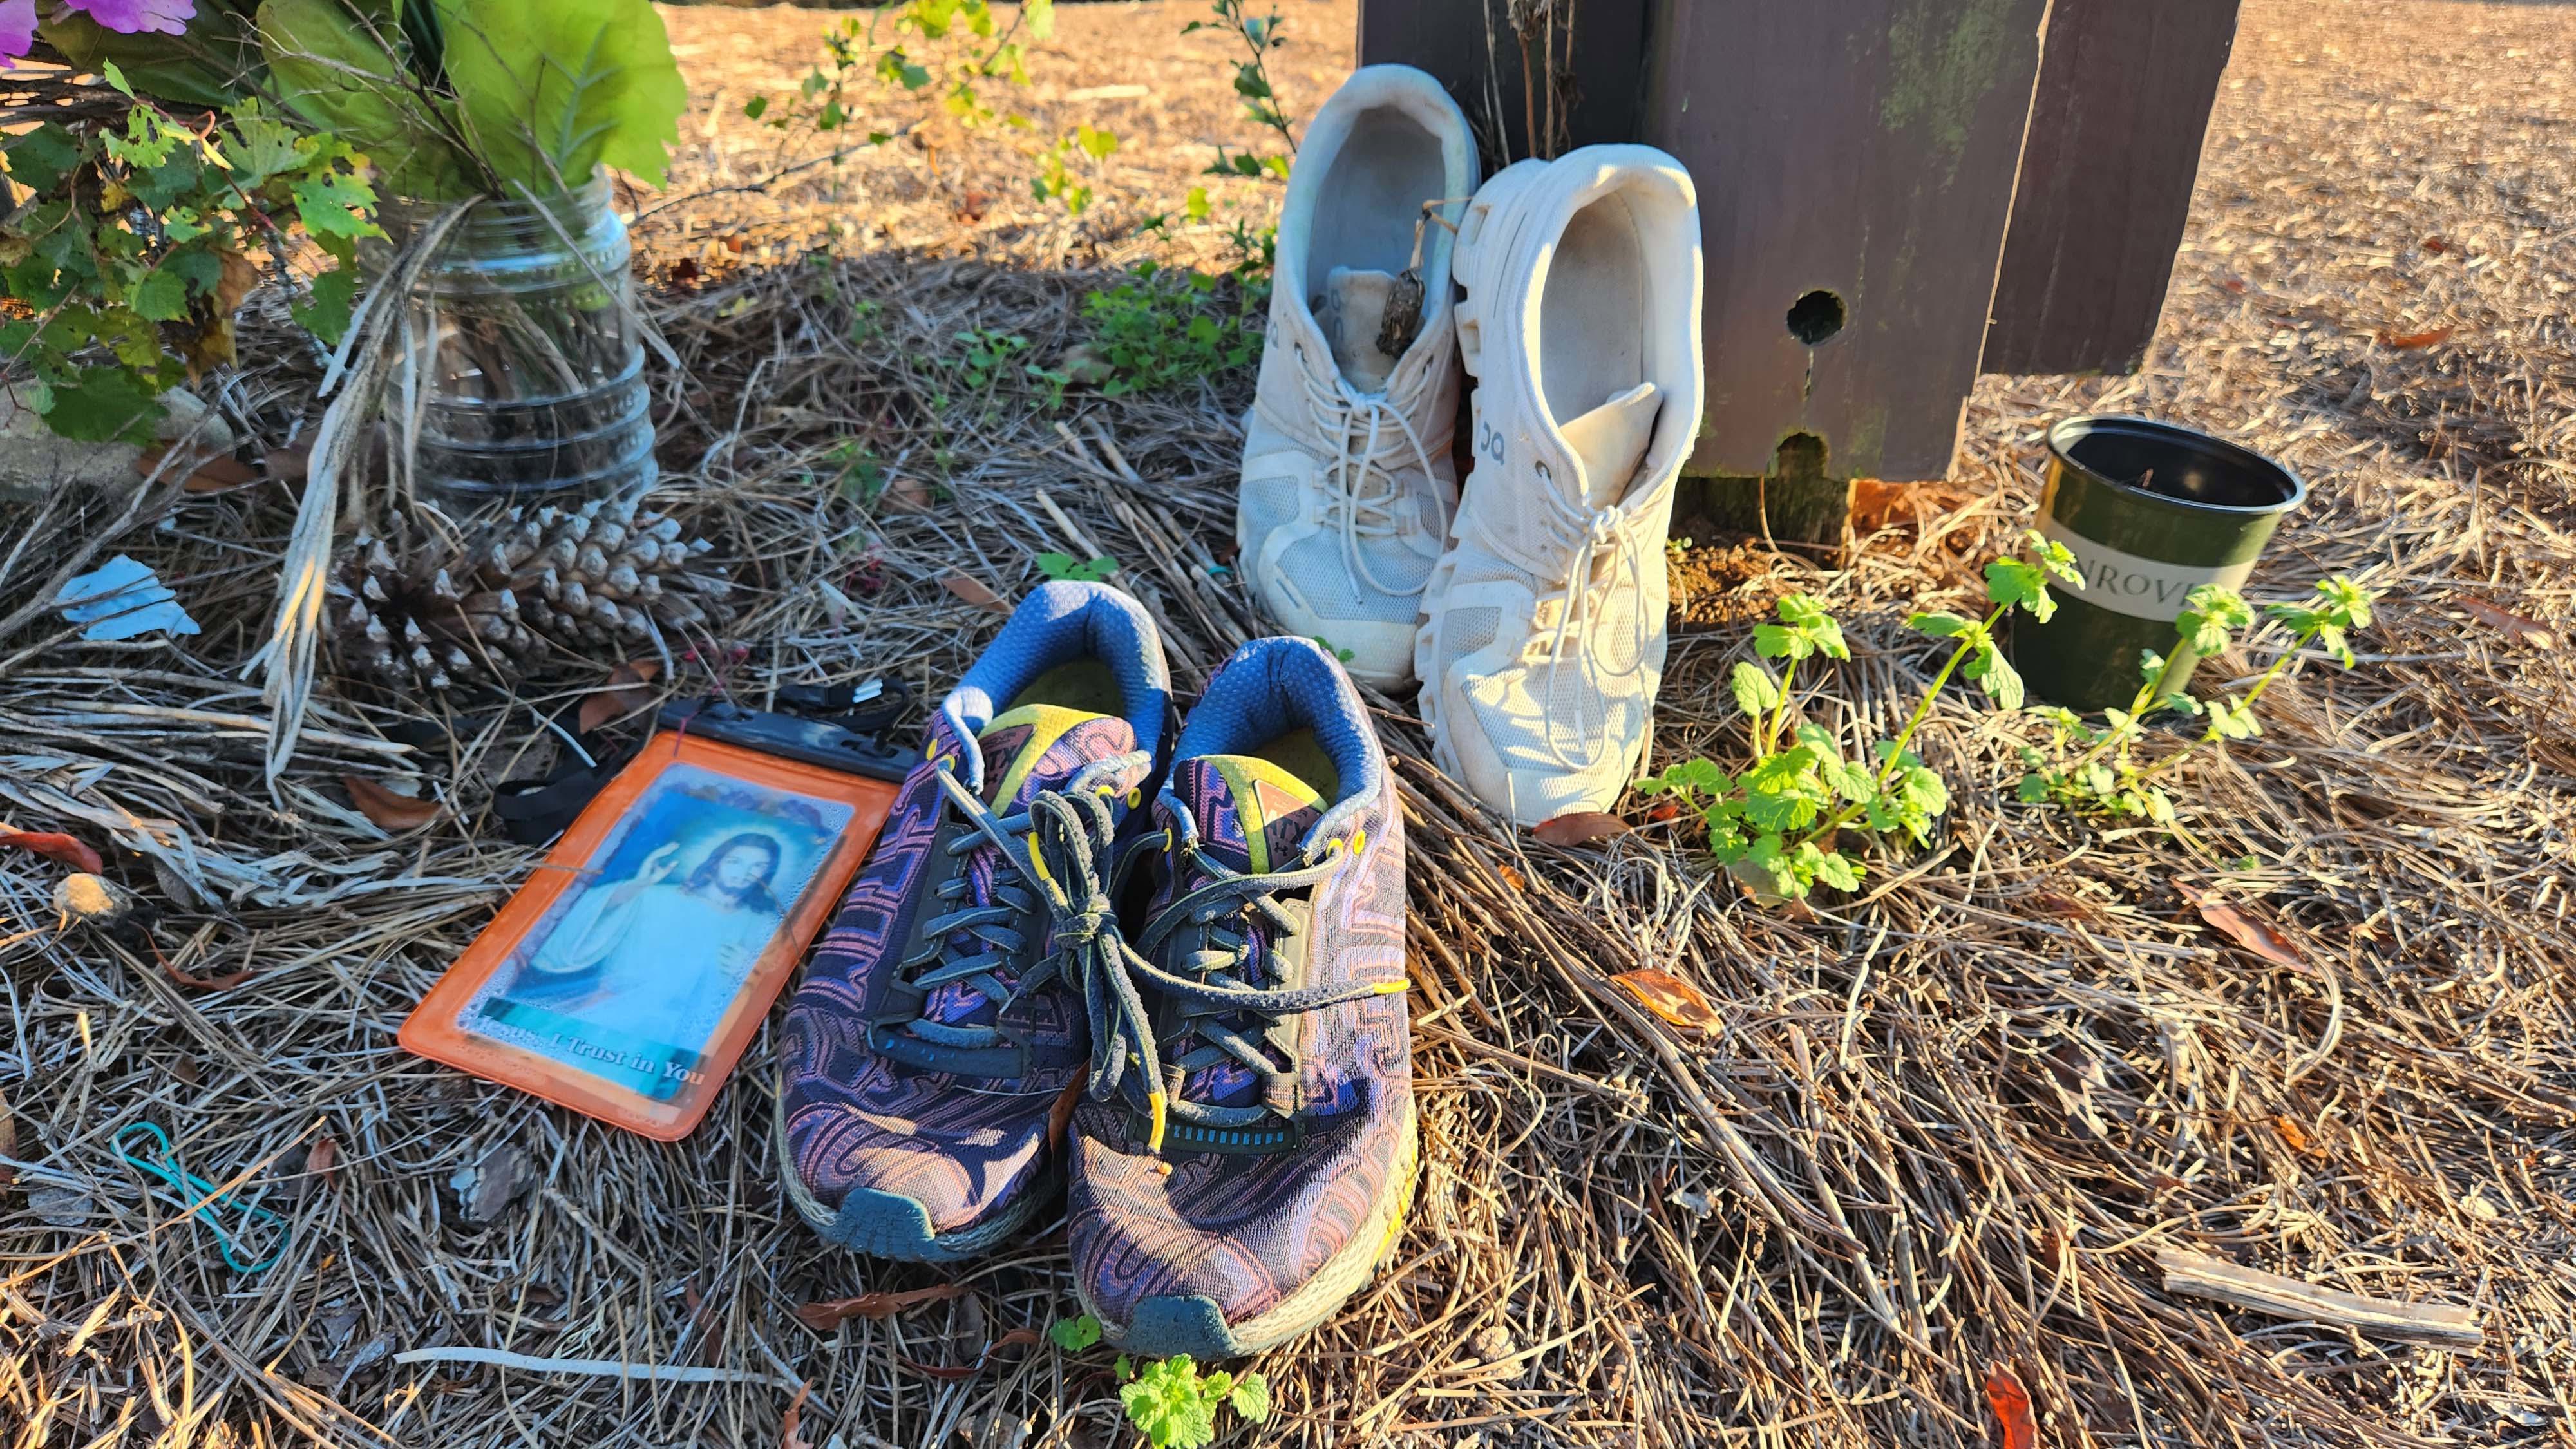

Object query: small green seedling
[1036,553,1119,583]
[1119,1354,1271,1449]
[2020,574,2377,824]
[1309,636,1356,663]
[1047,1313,1101,1350]
[1636,530,2079,902]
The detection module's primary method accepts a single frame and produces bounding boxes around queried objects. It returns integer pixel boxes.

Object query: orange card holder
[400,699,912,1140]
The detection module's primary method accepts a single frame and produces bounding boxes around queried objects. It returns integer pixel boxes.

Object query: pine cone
[328,495,734,695]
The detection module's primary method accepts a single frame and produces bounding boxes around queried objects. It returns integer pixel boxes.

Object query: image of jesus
[505,831,788,1050]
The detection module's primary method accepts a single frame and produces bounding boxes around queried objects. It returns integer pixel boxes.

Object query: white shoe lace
[1291,365,1448,600]
[1526,461,1655,773]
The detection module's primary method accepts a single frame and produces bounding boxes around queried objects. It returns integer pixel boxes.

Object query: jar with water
[385,173,656,502]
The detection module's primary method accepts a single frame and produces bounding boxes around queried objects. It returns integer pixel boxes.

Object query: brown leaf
[794,1281,968,1332]
[342,775,441,832]
[2219,277,2248,295]
[2376,325,2454,349]
[2459,595,2555,650]
[782,1381,813,1449]
[1497,865,1527,891]
[2420,236,2450,254]
[1532,811,1631,847]
[578,659,664,733]
[2274,1115,2314,1155]
[159,938,255,991]
[2181,885,2309,974]
[1985,1363,2038,1449]
[213,249,260,317]
[140,445,261,493]
[1,829,104,874]
[1611,967,1722,1033]
[879,475,934,513]
[0,1085,15,1191]
[263,446,310,484]
[453,1142,533,1228]
[942,571,1011,614]
[305,1132,339,1189]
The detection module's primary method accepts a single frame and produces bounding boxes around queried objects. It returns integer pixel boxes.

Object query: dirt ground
[5,1,2576,1448]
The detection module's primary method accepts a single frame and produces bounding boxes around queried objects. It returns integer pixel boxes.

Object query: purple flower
[0,0,36,66]
[60,0,193,35]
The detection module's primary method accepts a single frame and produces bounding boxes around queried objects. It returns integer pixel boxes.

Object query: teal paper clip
[113,1122,290,1274]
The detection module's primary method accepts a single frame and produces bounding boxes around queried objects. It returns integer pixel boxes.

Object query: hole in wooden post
[1786,290,1846,346]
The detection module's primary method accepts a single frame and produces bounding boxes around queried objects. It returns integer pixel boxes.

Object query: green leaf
[1728,661,1780,720]
[435,0,688,191]
[1812,849,1862,892]
[128,267,190,322]
[290,171,383,241]
[3,125,86,194]
[292,263,358,345]
[43,365,162,442]
[1975,648,2025,710]
[1739,749,1827,832]
[1121,1356,1222,1448]
[1048,1314,1101,1351]
[1985,556,2054,620]
[2025,529,2083,588]
[2174,584,2252,656]
[259,0,477,198]
[2016,772,2052,803]
[1907,611,1974,639]
[1227,1371,1271,1422]
[742,94,769,120]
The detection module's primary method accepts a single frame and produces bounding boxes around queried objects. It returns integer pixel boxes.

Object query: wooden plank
[1355,0,1651,163]
[1983,0,2242,375]
[2156,1247,2485,1348]
[1643,0,2051,488]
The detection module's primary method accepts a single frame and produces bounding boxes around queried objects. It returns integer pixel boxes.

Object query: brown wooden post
[1983,0,2244,374]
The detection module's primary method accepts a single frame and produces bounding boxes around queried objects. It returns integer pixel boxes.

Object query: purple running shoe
[1066,636,1414,1356]
[778,582,1170,1260]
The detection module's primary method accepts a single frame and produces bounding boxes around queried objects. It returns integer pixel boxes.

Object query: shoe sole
[1084,1094,1420,1359]
[773,1072,1056,1264]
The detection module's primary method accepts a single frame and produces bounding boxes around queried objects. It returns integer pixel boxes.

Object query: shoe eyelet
[1127,788,1144,808]
[1349,828,1368,856]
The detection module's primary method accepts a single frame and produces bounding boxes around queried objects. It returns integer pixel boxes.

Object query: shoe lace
[1034,810,1394,1154]
[1528,462,1656,773]
[883,757,1136,1050]
[1295,366,1449,600]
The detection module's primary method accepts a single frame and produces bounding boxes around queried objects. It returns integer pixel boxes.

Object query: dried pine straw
[5,0,2576,1444]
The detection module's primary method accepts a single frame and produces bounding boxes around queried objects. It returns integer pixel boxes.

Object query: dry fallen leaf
[1532,811,1631,847]
[794,1281,969,1332]
[2420,236,2450,254]
[1611,967,1722,1033]
[2376,324,2455,349]
[3,829,104,873]
[2181,885,2309,974]
[0,1085,15,1191]
[578,659,664,733]
[264,446,310,484]
[342,775,442,832]
[1985,1363,2038,1449]
[1497,864,1527,891]
[942,571,1011,614]
[902,1325,1041,1382]
[2275,1115,2314,1155]
[305,1132,340,1190]
[2459,595,2555,649]
[782,1381,814,1449]
[876,475,934,513]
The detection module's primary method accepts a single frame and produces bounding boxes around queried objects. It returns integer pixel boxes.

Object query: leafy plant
[0,94,377,440]
[1077,262,1258,396]
[1636,531,2081,902]
[252,0,687,198]
[1183,0,1294,180]
[746,0,1054,179]
[2019,575,2378,823]
[1046,1313,1101,1351]
[1032,123,1118,215]
[1119,1354,1271,1449]
[1035,553,1117,583]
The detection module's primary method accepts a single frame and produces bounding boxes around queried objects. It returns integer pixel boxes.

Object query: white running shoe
[1415,146,1704,826]
[1238,64,1479,690]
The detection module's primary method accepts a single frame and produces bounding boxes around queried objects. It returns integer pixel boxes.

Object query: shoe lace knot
[1296,366,1450,600]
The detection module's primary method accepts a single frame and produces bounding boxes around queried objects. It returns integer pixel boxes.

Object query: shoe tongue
[1560,381,1662,509]
[1320,266,1403,392]
[976,703,1136,809]
[1170,754,1329,876]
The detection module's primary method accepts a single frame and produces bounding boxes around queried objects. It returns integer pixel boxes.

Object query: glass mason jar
[381,174,656,503]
